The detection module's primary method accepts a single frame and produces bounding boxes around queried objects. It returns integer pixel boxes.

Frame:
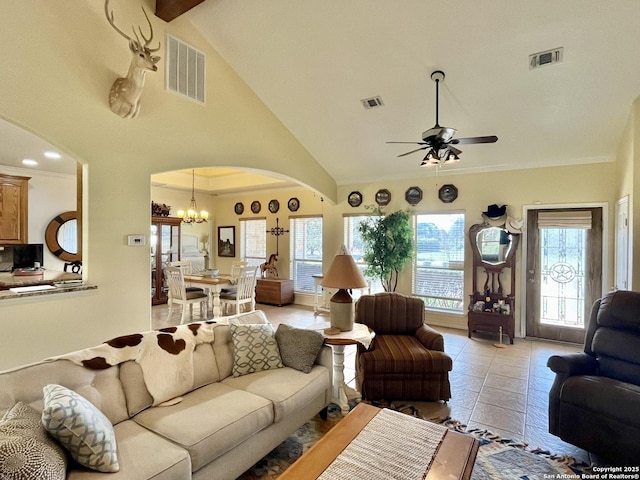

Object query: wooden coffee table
[280,403,479,480]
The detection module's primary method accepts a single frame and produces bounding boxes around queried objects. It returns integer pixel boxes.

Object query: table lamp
[321,245,368,331]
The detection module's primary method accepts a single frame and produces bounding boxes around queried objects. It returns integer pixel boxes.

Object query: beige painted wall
[157,162,617,337]
[0,0,629,371]
[0,0,334,370]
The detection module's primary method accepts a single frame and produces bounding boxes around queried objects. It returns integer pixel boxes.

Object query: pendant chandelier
[177,169,209,224]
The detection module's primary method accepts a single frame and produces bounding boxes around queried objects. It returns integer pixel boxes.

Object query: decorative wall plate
[348,191,363,208]
[234,202,244,215]
[375,189,391,206]
[405,186,423,206]
[288,197,300,212]
[268,199,280,213]
[438,184,458,203]
[251,201,261,214]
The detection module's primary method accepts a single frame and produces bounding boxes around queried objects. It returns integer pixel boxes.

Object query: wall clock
[375,189,391,206]
[234,202,244,215]
[288,197,300,212]
[268,199,280,213]
[347,191,363,208]
[405,186,423,206]
[251,201,261,214]
[438,184,458,203]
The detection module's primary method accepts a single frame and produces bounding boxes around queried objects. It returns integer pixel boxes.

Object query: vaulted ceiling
[181,0,640,185]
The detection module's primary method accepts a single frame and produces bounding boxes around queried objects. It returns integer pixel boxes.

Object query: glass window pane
[240,219,266,267]
[413,213,465,313]
[290,217,323,292]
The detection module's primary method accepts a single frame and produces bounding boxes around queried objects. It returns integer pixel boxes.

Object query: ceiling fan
[388,70,498,167]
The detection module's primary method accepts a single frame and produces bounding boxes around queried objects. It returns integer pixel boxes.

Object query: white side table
[308,321,374,415]
[312,274,330,315]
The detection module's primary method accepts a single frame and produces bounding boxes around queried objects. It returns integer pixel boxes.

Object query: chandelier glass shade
[177,170,209,224]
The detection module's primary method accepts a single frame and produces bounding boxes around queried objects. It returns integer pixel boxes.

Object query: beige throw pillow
[230,323,283,377]
[0,402,67,480]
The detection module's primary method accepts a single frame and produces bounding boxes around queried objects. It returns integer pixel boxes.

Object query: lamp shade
[321,246,368,290]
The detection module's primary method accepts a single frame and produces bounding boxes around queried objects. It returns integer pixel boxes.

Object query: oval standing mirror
[45,211,81,262]
[476,226,512,265]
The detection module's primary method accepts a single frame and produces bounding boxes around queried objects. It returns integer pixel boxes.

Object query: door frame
[519,202,609,338]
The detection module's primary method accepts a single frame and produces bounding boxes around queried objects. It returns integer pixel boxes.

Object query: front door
[525,207,602,343]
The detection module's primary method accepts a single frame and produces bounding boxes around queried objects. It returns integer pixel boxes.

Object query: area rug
[236,403,593,480]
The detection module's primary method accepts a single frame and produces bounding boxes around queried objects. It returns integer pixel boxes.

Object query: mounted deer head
[105,0,161,119]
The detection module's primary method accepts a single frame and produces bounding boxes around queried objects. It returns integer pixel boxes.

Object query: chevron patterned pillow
[41,384,119,472]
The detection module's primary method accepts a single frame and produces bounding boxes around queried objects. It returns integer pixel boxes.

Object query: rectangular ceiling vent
[361,96,384,110]
[529,47,563,70]
[166,35,205,104]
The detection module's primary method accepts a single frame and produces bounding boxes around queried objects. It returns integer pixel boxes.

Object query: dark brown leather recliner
[547,290,640,466]
[355,292,452,402]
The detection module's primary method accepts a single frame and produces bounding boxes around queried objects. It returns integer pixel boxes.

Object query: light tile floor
[152,302,599,465]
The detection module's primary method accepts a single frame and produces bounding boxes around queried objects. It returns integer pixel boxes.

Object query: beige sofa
[0,311,332,479]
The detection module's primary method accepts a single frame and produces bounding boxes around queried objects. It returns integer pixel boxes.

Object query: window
[289,216,323,291]
[343,215,382,293]
[413,213,465,312]
[240,218,266,267]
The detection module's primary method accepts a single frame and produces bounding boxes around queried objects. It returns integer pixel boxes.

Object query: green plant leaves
[358,206,414,291]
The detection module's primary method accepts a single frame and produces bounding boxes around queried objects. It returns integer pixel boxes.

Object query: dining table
[183,274,232,318]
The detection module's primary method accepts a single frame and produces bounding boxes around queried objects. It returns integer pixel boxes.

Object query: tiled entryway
[152,302,597,464]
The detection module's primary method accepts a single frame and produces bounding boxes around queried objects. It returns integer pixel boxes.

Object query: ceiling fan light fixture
[443,149,460,164]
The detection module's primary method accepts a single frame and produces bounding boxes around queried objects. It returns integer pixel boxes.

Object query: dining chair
[169,260,206,295]
[164,266,209,324]
[220,260,248,297]
[220,266,258,316]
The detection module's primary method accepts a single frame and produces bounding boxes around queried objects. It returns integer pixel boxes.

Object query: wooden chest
[256,278,294,306]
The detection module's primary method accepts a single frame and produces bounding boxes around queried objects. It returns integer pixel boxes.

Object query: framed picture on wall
[217,226,235,257]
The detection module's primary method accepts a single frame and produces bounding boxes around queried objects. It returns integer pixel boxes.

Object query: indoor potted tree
[359,206,414,291]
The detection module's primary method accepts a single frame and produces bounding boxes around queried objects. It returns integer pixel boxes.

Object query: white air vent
[361,96,384,110]
[166,35,205,103]
[529,47,563,70]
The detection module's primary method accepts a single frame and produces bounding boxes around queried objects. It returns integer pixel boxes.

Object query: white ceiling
[4,1,640,194]
[187,0,640,184]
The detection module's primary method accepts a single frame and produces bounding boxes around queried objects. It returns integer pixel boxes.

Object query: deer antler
[104,0,132,42]
[137,7,161,52]
[104,0,160,52]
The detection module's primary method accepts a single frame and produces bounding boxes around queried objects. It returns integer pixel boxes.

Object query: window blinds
[537,210,592,229]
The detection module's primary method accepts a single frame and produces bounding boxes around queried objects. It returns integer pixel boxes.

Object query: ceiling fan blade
[386,141,429,145]
[397,146,429,157]
[450,135,498,145]
[448,145,462,156]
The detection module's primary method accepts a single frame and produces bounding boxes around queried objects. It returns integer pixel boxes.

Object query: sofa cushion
[222,365,330,423]
[275,324,324,373]
[132,383,273,472]
[41,384,119,473]
[67,420,191,480]
[230,323,283,377]
[0,402,67,480]
[560,375,640,427]
[359,335,453,374]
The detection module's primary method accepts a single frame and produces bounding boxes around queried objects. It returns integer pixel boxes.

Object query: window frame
[289,215,323,292]
[239,217,266,267]
[412,211,466,314]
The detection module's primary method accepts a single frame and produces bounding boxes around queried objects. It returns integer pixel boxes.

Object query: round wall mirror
[476,226,512,265]
[45,211,81,262]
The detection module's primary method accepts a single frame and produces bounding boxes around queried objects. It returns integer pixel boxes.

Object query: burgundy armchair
[355,292,452,401]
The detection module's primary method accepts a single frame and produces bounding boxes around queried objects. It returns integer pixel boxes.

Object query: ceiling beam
[155,0,206,22]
